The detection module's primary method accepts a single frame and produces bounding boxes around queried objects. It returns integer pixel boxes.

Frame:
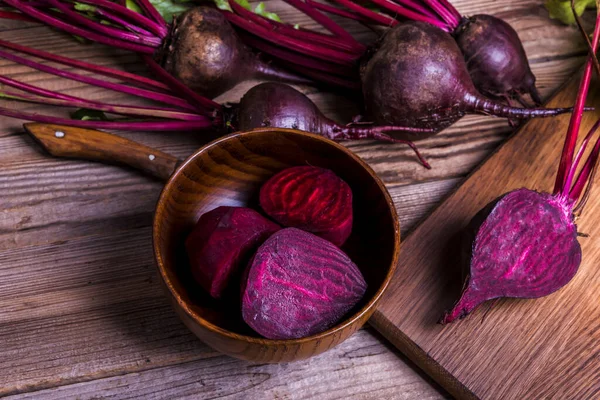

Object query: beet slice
[241,228,367,339]
[441,189,582,323]
[185,206,280,299]
[259,166,353,246]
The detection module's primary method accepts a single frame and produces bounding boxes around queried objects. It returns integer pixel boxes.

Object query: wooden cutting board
[371,74,600,399]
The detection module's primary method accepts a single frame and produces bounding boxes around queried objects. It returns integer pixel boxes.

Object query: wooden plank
[371,72,600,399]
[2,328,448,400]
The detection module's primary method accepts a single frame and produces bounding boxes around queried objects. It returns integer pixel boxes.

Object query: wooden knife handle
[23,123,180,181]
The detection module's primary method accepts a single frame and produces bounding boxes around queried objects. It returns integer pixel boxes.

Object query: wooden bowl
[153,128,400,363]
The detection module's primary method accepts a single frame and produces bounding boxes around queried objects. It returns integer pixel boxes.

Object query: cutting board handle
[23,123,179,181]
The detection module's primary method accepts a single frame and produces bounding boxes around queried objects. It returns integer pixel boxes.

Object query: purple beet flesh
[241,228,367,339]
[260,166,353,246]
[185,206,280,299]
[441,189,581,323]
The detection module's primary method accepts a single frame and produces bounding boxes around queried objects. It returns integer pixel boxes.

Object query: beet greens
[440,13,600,324]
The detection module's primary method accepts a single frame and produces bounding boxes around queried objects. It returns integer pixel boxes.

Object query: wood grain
[371,72,600,399]
[0,0,592,397]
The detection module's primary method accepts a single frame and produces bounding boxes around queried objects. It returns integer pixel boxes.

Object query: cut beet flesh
[241,228,367,339]
[441,188,582,323]
[185,206,280,299]
[259,166,353,246]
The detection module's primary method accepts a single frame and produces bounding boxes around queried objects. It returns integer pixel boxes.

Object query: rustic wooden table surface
[0,1,591,398]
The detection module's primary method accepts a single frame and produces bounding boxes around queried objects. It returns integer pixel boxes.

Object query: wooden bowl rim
[153,127,401,345]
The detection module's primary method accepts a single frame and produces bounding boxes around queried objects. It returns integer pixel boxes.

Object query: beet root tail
[336,125,432,169]
[469,95,592,120]
[439,285,486,324]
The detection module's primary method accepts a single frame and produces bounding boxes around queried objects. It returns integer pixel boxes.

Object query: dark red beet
[440,189,581,323]
[259,166,352,246]
[235,82,432,167]
[185,206,280,299]
[156,7,311,98]
[241,228,367,339]
[361,22,576,139]
[454,15,541,105]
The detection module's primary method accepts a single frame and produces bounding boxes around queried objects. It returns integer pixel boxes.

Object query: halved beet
[241,228,367,339]
[185,206,280,299]
[441,189,582,323]
[259,166,353,246]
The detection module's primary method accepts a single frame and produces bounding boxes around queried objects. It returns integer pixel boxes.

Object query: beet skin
[260,166,353,246]
[441,189,582,323]
[241,228,367,339]
[185,206,280,299]
[455,15,540,104]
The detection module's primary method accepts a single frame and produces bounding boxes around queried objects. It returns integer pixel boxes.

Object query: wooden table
[0,1,591,398]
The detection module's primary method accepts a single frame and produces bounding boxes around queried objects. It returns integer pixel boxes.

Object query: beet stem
[0,48,196,112]
[228,0,363,53]
[224,11,360,65]
[422,0,459,28]
[553,12,600,195]
[136,0,168,30]
[573,0,600,78]
[63,0,168,38]
[328,0,399,27]
[563,119,600,198]
[0,74,83,102]
[283,0,365,48]
[436,0,462,22]
[142,55,222,118]
[3,90,207,121]
[386,0,439,20]
[569,124,600,204]
[2,0,156,53]
[47,0,161,47]
[0,107,214,131]
[94,8,155,37]
[0,38,172,93]
[372,0,449,30]
[304,0,372,23]
[241,34,358,78]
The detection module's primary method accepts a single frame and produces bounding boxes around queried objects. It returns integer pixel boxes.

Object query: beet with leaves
[360,22,576,137]
[259,166,353,246]
[185,206,280,299]
[241,228,367,339]
[2,2,362,95]
[440,15,600,323]
[0,38,432,167]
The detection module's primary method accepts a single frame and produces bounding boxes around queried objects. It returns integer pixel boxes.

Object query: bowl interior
[154,129,399,340]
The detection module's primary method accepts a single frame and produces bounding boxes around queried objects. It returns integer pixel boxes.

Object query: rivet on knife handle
[23,123,180,181]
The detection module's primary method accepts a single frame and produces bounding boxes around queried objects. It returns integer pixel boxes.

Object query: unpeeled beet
[241,228,367,339]
[185,206,280,299]
[260,166,353,246]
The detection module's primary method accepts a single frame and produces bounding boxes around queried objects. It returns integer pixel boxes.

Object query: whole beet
[157,7,310,98]
[361,22,575,140]
[236,82,433,144]
[455,15,541,104]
